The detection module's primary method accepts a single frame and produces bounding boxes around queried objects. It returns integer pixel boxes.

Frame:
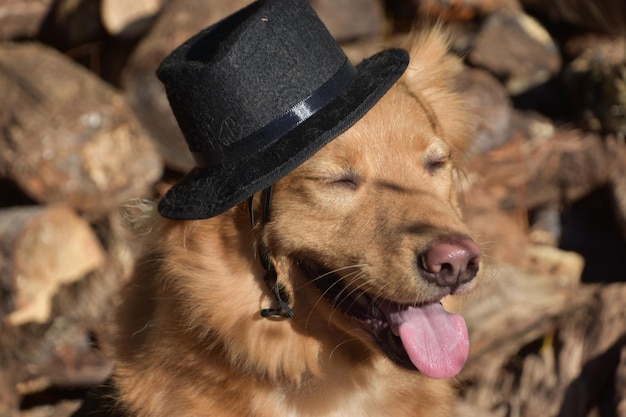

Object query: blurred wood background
[1,0,626,416]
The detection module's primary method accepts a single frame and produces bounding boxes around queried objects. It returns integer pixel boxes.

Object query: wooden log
[616,345,626,417]
[515,130,611,208]
[416,0,521,21]
[521,0,626,36]
[0,0,53,40]
[101,0,164,38]
[459,260,626,417]
[469,129,613,213]
[122,0,254,172]
[608,136,626,236]
[310,0,385,42]
[462,255,585,365]
[0,204,104,326]
[0,42,162,215]
[458,260,588,415]
[562,35,626,136]
[0,256,122,415]
[37,0,103,49]
[469,10,561,95]
[458,67,514,155]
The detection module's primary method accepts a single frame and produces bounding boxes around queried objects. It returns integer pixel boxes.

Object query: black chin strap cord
[249,186,295,319]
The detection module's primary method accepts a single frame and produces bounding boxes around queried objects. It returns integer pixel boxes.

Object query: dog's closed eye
[327,168,362,190]
[424,143,451,176]
[425,155,449,175]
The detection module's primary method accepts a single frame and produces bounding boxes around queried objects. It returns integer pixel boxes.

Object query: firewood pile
[0,0,625,416]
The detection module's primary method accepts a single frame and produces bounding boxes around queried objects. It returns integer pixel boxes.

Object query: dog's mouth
[299,260,469,379]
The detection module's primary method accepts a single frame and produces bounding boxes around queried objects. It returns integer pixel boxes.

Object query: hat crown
[156,0,409,220]
[157,0,351,157]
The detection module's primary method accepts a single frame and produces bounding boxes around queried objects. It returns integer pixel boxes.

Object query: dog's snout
[419,236,481,288]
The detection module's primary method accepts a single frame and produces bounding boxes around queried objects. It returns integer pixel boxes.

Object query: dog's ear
[401,25,462,92]
[400,26,476,165]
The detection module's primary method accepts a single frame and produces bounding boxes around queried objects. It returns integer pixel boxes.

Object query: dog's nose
[418,236,481,288]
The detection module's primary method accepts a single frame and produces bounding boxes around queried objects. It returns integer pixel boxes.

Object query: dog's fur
[109,28,480,417]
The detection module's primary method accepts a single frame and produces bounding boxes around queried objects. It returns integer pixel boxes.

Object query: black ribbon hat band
[192,58,357,168]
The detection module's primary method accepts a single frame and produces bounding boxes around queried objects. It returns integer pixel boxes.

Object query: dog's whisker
[325,271,370,326]
[303,273,350,331]
[294,264,367,291]
[303,267,366,331]
[367,281,399,309]
[329,271,369,309]
[328,337,361,361]
[130,320,154,338]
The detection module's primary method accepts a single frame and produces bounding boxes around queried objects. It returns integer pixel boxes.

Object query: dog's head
[122,29,481,389]
[257,29,481,380]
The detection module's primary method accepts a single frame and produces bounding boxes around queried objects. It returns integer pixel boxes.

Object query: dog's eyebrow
[374,182,449,198]
[424,142,450,162]
[376,180,409,193]
[399,83,443,138]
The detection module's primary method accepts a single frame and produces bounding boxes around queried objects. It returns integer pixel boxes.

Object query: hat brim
[158,48,409,220]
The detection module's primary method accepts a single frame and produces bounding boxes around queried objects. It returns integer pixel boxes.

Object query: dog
[108,9,481,417]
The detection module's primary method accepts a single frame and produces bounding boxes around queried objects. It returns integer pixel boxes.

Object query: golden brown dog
[109,28,481,417]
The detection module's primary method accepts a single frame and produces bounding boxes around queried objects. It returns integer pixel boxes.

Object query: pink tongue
[386,303,469,379]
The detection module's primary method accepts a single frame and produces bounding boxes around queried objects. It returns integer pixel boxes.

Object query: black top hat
[157,0,409,220]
